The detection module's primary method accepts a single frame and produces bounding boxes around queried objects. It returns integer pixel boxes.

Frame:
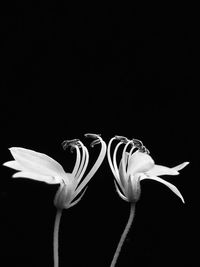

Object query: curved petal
[127,151,154,176]
[73,137,106,198]
[114,180,128,202]
[118,158,128,188]
[142,175,185,203]
[75,143,89,185]
[172,162,190,171]
[3,160,23,171]
[107,137,119,180]
[68,186,88,209]
[146,164,179,177]
[9,147,66,177]
[72,146,81,177]
[112,142,125,182]
[12,171,61,184]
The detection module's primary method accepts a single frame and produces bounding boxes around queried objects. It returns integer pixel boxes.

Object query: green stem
[53,209,62,267]
[110,203,136,267]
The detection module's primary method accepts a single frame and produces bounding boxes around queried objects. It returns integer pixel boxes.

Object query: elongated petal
[107,137,120,181]
[12,171,61,184]
[9,147,66,177]
[68,186,88,209]
[141,175,185,203]
[172,162,190,171]
[73,138,106,198]
[118,158,127,187]
[3,160,23,171]
[146,164,179,177]
[114,180,128,202]
[127,151,154,176]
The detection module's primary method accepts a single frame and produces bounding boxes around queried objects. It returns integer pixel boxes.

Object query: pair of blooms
[3,133,189,207]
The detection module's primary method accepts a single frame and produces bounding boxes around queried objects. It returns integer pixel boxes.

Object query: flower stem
[110,203,136,267]
[53,209,62,267]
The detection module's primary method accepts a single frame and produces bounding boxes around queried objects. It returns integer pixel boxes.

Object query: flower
[3,134,106,209]
[107,136,189,203]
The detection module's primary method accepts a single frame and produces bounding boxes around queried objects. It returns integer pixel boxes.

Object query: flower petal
[127,151,155,176]
[9,147,66,177]
[3,160,23,171]
[114,180,128,202]
[146,164,179,177]
[172,162,190,171]
[73,137,106,198]
[142,175,185,203]
[118,158,128,187]
[12,171,61,184]
[68,186,88,209]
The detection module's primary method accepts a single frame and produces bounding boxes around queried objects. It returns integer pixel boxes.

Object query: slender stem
[110,203,136,267]
[53,209,62,267]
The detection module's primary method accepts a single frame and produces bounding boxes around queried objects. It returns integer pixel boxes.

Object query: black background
[0,4,196,267]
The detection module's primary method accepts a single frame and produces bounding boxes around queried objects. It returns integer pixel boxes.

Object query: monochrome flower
[3,134,107,267]
[3,134,106,209]
[107,136,189,203]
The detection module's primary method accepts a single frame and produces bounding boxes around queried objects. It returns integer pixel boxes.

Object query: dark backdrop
[0,4,195,267]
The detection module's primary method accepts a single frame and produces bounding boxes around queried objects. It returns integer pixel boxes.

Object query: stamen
[72,146,81,177]
[115,135,129,143]
[114,180,128,202]
[113,141,124,182]
[73,135,106,198]
[139,146,150,154]
[107,137,119,178]
[68,186,88,209]
[85,133,101,138]
[132,138,144,149]
[75,142,89,183]
[84,133,101,147]
[75,141,86,178]
[132,138,150,154]
[90,139,101,147]
[62,139,81,152]
[121,140,133,177]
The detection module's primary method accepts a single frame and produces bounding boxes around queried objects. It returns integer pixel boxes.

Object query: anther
[90,139,101,147]
[132,138,144,149]
[139,146,150,154]
[115,135,129,143]
[62,139,81,151]
[84,133,101,147]
[84,133,101,138]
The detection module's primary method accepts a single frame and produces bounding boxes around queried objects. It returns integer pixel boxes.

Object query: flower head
[107,136,189,203]
[3,134,106,209]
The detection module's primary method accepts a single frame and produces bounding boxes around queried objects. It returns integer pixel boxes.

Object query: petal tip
[8,147,17,151]
[180,195,185,204]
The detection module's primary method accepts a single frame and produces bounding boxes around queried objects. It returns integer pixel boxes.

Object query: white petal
[9,147,66,177]
[68,186,88,209]
[118,158,128,188]
[73,138,106,198]
[127,151,155,176]
[142,175,185,203]
[172,162,190,171]
[114,180,128,202]
[3,160,23,171]
[146,164,179,177]
[12,171,61,184]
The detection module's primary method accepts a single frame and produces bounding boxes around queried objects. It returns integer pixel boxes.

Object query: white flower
[107,136,189,203]
[3,134,106,209]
